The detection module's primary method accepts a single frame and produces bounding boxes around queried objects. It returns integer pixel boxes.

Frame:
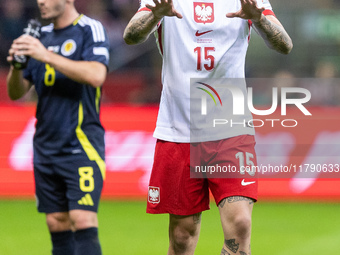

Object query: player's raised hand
[10,35,49,63]
[146,0,183,20]
[226,0,265,22]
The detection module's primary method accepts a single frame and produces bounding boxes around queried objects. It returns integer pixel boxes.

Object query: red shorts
[147,135,258,215]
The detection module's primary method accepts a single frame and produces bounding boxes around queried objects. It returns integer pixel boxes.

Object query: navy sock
[74,227,102,255]
[51,230,75,255]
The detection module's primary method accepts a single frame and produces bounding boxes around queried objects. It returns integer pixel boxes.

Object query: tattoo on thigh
[220,248,231,255]
[239,251,247,255]
[225,239,239,253]
[227,196,254,205]
[193,213,202,224]
[219,198,227,208]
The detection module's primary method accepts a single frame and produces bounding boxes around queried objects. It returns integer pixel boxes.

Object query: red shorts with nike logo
[147,135,258,215]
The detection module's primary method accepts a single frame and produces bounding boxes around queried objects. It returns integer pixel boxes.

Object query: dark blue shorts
[34,159,104,213]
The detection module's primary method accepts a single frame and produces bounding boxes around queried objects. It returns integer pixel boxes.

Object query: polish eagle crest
[194,3,214,24]
[148,187,160,203]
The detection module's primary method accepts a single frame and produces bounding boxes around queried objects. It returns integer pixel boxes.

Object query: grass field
[1,200,340,254]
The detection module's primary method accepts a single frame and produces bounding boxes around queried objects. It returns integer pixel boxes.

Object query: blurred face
[36,0,67,20]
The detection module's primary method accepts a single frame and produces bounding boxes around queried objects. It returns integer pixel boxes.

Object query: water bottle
[12,19,41,70]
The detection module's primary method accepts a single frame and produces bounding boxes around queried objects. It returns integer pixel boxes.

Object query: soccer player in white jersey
[124,0,292,254]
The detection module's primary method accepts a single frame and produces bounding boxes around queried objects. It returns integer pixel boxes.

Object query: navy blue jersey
[24,15,109,170]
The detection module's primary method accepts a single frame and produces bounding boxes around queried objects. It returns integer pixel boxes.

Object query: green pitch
[1,200,340,254]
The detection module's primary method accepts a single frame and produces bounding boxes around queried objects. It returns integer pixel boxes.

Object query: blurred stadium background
[1,0,340,254]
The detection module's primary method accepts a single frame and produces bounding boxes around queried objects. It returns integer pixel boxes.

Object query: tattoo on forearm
[220,248,231,255]
[225,239,239,253]
[227,196,254,205]
[253,16,292,54]
[124,13,159,44]
[239,251,247,255]
[193,212,202,224]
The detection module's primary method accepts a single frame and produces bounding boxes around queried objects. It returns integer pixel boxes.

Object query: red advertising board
[1,103,340,201]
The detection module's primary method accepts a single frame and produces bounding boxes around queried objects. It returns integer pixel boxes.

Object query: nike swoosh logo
[241,179,256,186]
[195,30,213,37]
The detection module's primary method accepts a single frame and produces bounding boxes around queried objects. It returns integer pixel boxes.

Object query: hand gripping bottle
[12,19,41,70]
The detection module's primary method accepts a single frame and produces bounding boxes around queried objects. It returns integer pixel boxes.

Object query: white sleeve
[256,0,273,11]
[138,0,155,11]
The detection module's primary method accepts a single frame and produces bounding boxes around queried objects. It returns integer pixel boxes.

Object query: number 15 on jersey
[194,47,215,71]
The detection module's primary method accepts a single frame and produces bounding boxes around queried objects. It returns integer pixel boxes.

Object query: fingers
[10,44,24,56]
[14,35,35,46]
[166,0,182,18]
[7,34,46,63]
[8,48,15,57]
[145,0,156,10]
[151,0,168,6]
[147,0,182,19]
[7,55,13,63]
[7,49,14,63]
[227,0,265,19]
[7,44,23,63]
[246,0,255,5]
[10,35,37,57]
[240,0,263,9]
[175,11,183,19]
[248,0,265,11]
[145,4,154,10]
[12,42,29,54]
[226,11,240,18]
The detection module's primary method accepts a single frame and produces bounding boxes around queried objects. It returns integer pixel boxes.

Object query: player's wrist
[152,12,164,21]
[251,13,264,23]
[42,50,53,65]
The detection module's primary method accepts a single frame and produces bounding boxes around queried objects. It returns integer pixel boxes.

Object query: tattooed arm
[123,0,182,45]
[220,248,231,255]
[227,0,292,55]
[123,11,159,45]
[251,15,293,55]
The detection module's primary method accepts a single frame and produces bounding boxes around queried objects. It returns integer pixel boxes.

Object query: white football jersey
[139,0,274,142]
